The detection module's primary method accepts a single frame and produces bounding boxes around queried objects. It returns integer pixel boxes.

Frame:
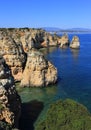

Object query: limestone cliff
[0,33,26,81]
[0,28,58,87]
[0,28,61,52]
[0,55,21,127]
[21,49,57,87]
[60,34,69,48]
[70,36,80,49]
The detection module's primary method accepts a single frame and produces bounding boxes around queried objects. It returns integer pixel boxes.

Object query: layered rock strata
[0,28,61,51]
[0,35,26,81]
[70,36,80,49]
[21,49,57,87]
[0,56,21,127]
[60,34,69,48]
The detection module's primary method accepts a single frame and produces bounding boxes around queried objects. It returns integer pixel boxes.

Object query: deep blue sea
[46,33,91,111]
[18,33,91,130]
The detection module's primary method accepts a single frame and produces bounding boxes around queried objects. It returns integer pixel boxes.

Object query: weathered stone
[70,36,80,49]
[0,35,26,81]
[21,49,57,87]
[60,34,69,48]
[0,56,21,127]
[0,28,59,86]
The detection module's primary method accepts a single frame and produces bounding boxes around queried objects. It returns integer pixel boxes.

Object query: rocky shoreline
[0,28,80,86]
[0,56,21,129]
[0,28,81,129]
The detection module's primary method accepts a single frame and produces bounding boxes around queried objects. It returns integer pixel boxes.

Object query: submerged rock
[70,36,80,49]
[0,56,21,128]
[21,49,57,87]
[36,99,91,130]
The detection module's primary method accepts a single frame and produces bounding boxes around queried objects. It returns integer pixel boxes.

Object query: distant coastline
[42,27,91,34]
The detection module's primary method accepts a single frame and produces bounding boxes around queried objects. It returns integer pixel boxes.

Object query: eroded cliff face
[70,36,80,49]
[0,28,58,87]
[0,28,61,51]
[0,56,21,127]
[0,33,26,81]
[21,49,57,87]
[60,34,69,48]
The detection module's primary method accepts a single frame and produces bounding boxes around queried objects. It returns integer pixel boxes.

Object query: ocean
[18,33,91,130]
[46,33,91,110]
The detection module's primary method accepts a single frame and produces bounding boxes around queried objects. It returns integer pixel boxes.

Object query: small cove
[18,33,91,130]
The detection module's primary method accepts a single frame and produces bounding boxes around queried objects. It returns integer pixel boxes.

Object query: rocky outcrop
[20,29,44,52]
[41,33,60,47]
[20,29,60,50]
[0,28,58,87]
[0,56,21,127]
[21,49,57,87]
[70,36,80,49]
[0,28,61,50]
[0,35,26,81]
[60,34,69,48]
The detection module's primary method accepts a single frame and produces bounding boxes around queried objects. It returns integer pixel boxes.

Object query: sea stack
[21,49,57,87]
[70,36,80,49]
[60,34,69,48]
[0,55,21,128]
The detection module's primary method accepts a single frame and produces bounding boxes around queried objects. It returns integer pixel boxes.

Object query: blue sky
[0,0,91,28]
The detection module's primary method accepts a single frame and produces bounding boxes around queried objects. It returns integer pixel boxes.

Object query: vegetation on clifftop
[35,99,91,130]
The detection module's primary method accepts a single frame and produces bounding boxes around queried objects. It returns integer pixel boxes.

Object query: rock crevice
[0,56,21,127]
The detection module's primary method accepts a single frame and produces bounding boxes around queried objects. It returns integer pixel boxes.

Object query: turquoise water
[18,34,91,130]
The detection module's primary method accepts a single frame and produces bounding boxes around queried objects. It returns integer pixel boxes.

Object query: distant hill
[69,28,91,31]
[42,27,91,32]
[67,28,91,32]
[42,27,61,32]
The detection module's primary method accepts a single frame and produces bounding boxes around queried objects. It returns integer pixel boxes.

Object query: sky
[0,0,91,29]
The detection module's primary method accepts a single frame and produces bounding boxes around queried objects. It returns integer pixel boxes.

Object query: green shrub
[0,121,12,130]
[35,99,91,130]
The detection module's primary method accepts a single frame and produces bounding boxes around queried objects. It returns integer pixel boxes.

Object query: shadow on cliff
[19,100,44,130]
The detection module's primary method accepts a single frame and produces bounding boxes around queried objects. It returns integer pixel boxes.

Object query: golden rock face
[60,34,69,48]
[21,49,57,87]
[70,36,80,49]
[0,28,58,87]
[0,56,21,127]
[0,35,26,81]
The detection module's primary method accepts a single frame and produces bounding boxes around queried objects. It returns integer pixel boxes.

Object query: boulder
[0,55,21,127]
[21,49,57,87]
[70,36,80,49]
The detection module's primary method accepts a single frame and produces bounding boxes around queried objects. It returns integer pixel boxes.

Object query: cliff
[0,55,21,128]
[21,49,57,87]
[70,36,80,49]
[60,34,70,48]
[0,28,58,87]
[0,31,26,81]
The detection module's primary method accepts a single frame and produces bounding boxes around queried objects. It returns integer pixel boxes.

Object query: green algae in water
[16,83,58,103]
[16,82,73,128]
